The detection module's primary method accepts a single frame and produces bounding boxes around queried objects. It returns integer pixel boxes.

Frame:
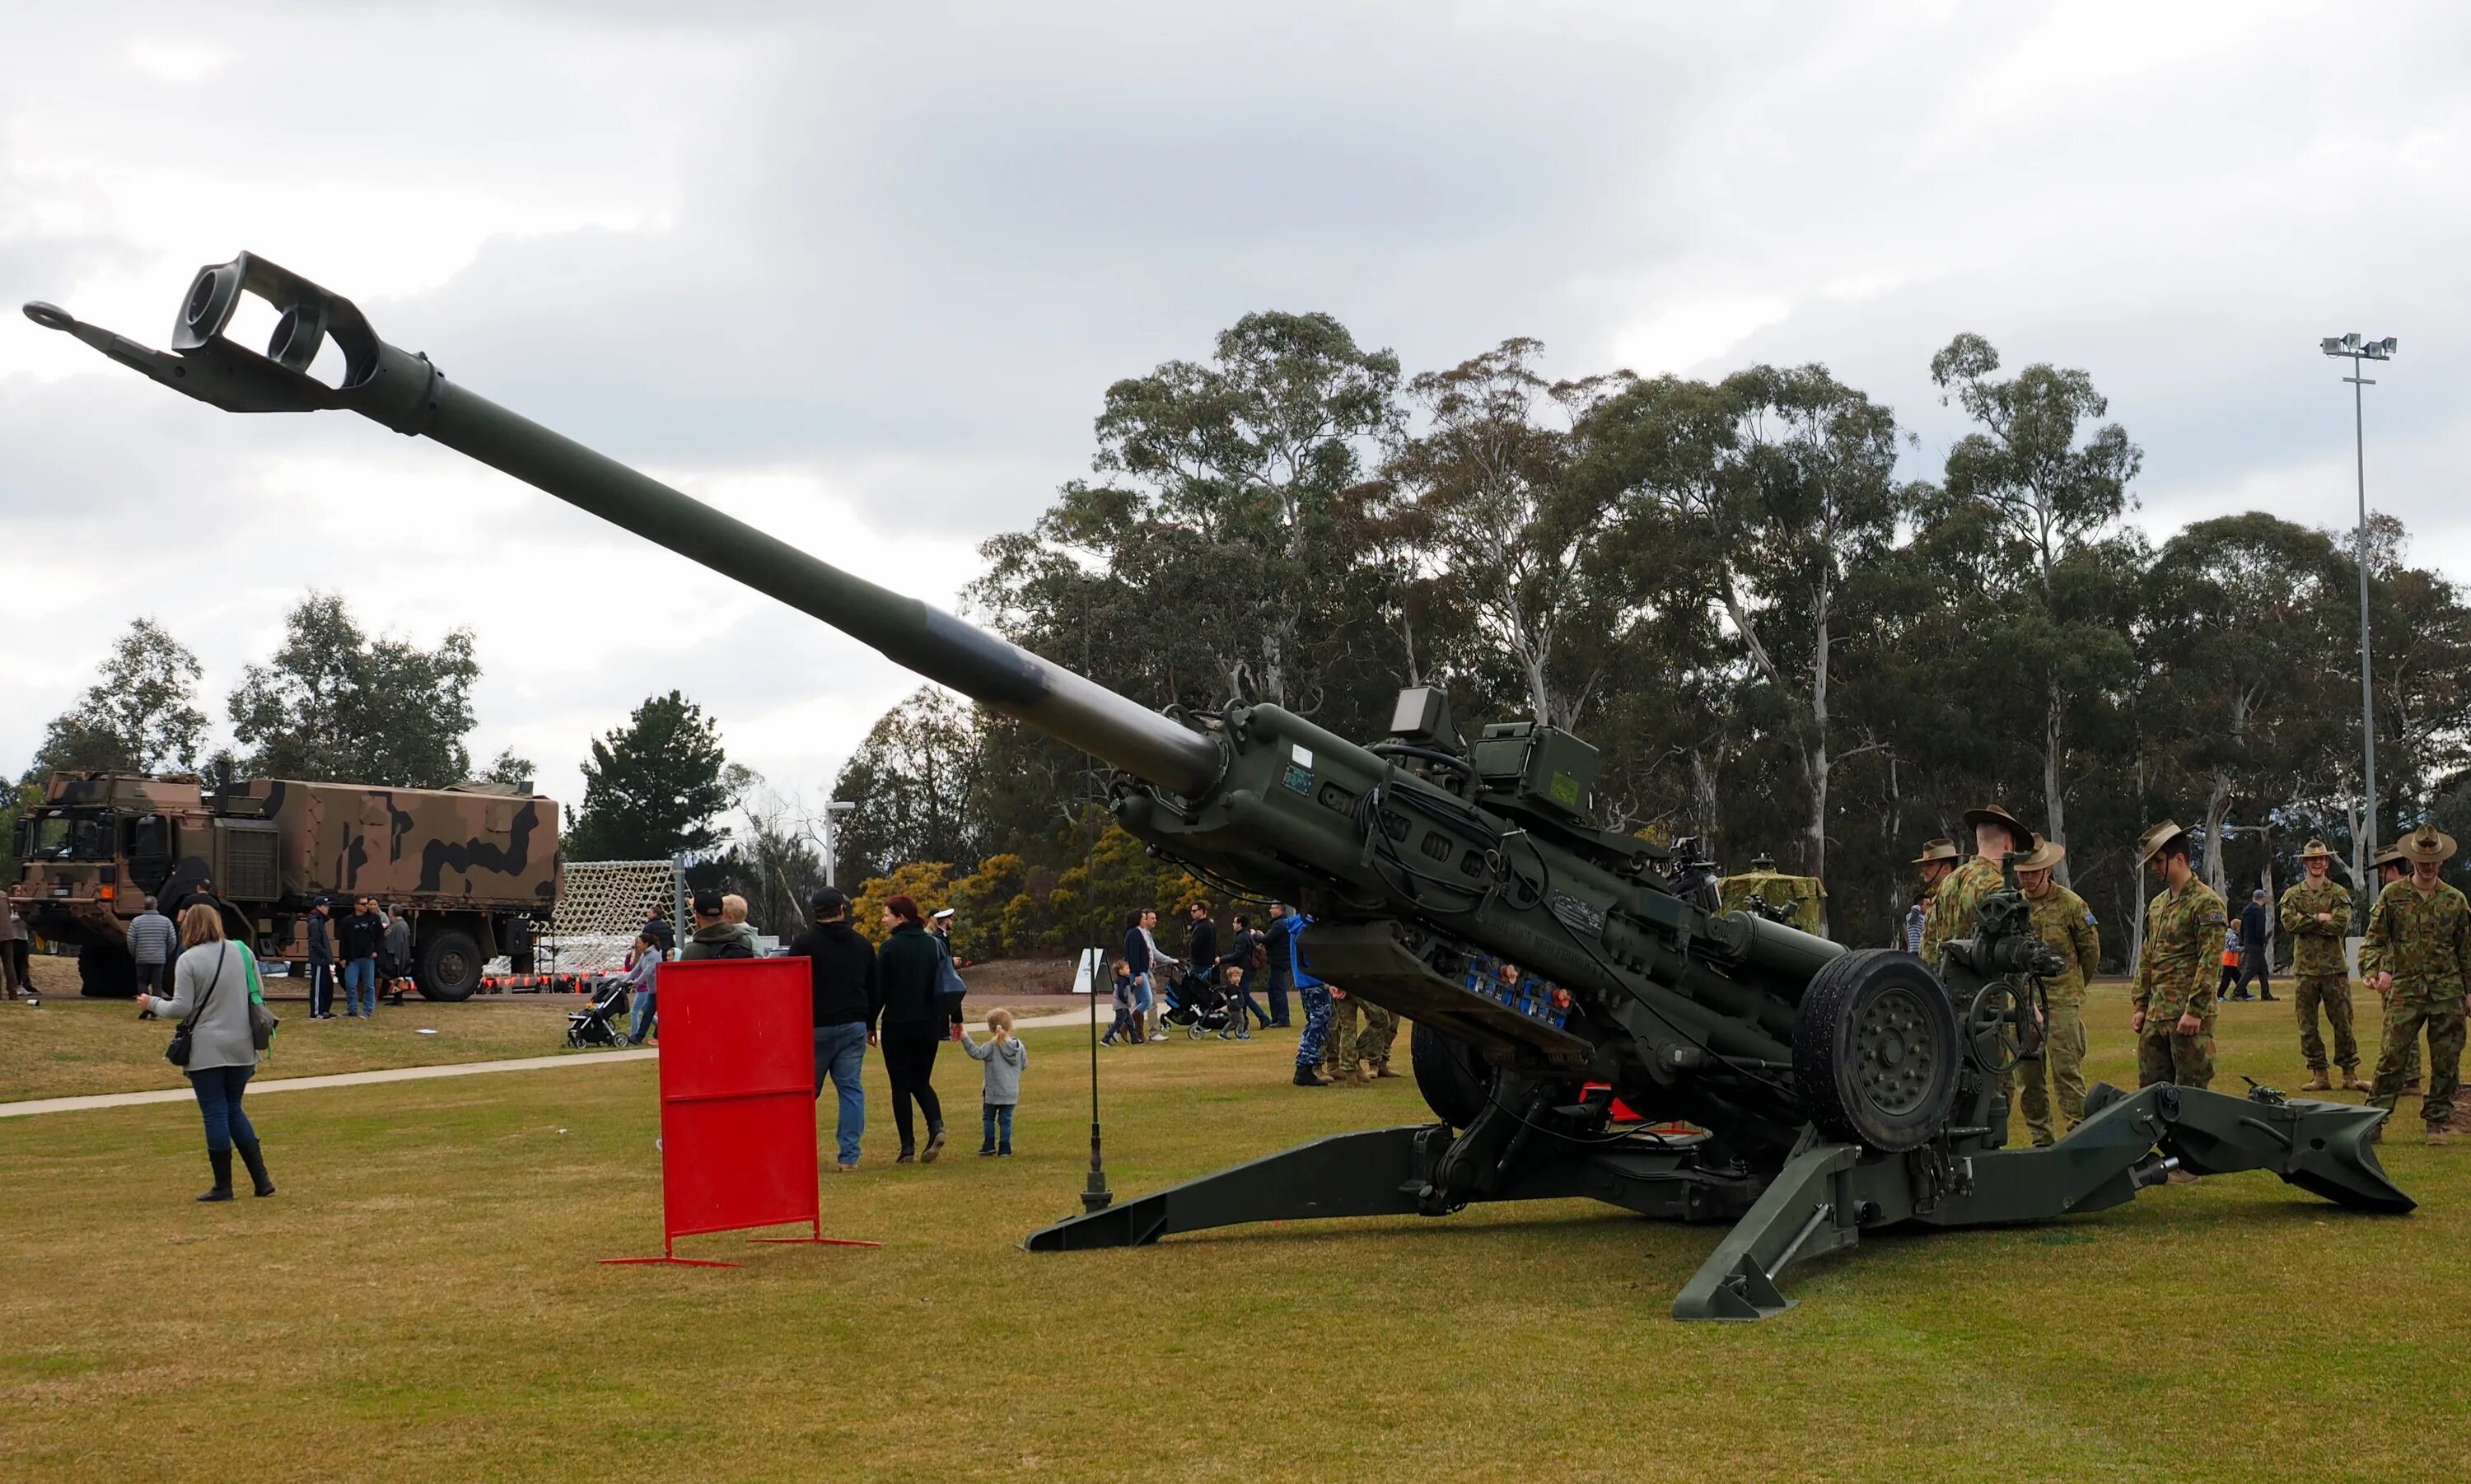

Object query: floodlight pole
[820,799,857,888]
[2322,334,2394,874]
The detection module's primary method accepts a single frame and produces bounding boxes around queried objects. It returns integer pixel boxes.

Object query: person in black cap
[680,889,754,959]
[304,897,337,1020]
[791,887,879,1172]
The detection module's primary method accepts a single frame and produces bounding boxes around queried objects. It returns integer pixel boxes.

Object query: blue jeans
[981,1102,1014,1151]
[1296,985,1334,1066]
[628,989,657,1043]
[812,1022,869,1166]
[1132,973,1154,1015]
[343,958,377,1015]
[188,1065,257,1153]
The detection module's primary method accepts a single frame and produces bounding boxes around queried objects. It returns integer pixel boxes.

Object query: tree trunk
[2202,770,2233,897]
[2043,680,2071,888]
[1805,610,1831,936]
[2126,852,2146,978]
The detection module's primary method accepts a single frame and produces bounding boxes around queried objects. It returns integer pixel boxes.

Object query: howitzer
[26,256,2413,1319]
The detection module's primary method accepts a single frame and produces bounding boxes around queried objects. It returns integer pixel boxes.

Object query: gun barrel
[427,389,1222,796]
[22,259,1224,799]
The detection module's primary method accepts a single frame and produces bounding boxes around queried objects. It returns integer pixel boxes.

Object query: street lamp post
[2319,332,2397,875]
[820,800,857,888]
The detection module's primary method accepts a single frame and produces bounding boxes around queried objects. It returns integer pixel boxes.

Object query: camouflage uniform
[2362,879,2471,1132]
[1921,856,2005,971]
[2277,877,2360,1078]
[1321,993,1399,1083]
[2017,885,2100,1145]
[2134,876,2226,1089]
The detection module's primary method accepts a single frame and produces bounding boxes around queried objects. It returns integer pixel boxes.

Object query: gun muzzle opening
[22,301,72,333]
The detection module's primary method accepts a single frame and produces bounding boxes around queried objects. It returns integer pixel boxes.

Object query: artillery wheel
[1410,1022,1491,1129]
[416,926,483,1003]
[1792,949,1959,1152]
[1964,981,2024,1073]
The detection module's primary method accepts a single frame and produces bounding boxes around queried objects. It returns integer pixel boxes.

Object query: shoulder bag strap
[180,947,228,1034]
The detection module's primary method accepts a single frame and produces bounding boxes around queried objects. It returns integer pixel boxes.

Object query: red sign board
[601,956,876,1266]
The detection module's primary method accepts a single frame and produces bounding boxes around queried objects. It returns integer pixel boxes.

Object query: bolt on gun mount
[26,255,2413,1320]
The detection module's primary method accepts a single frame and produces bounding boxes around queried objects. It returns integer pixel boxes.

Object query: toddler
[1101,958,1137,1046]
[960,1008,1027,1156]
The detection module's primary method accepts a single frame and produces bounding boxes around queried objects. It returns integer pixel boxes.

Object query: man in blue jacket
[1271,902,1333,1086]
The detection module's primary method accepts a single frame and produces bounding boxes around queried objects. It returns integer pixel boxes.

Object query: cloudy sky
[4,1,2464,820]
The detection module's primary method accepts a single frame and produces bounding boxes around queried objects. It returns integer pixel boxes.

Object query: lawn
[0,992,591,1103]
[0,982,2463,1482]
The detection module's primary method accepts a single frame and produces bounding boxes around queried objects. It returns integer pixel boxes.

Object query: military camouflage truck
[9,771,559,1001]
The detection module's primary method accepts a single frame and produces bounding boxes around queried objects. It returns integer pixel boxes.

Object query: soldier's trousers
[2292,973,2360,1072]
[2137,1020,2216,1090]
[2016,996,2088,1145]
[1295,986,1333,1069]
[1322,996,1399,1076]
[2371,988,2466,1130]
[2373,987,2424,1085]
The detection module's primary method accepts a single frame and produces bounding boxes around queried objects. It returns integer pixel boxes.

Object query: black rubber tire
[1411,1021,1491,1128]
[1791,948,1959,1152]
[77,943,138,998]
[416,926,483,1003]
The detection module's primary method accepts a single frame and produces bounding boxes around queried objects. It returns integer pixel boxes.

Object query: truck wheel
[416,927,483,1002]
[1791,949,1959,1152]
[1411,1022,1492,1128]
[77,944,138,998]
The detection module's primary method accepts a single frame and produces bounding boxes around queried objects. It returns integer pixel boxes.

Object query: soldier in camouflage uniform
[2278,839,2368,1092]
[1320,987,1400,1085]
[2015,839,2099,1146]
[1921,805,2036,971]
[2361,824,2470,1146]
[2367,846,2422,1094]
[2131,821,2225,1095]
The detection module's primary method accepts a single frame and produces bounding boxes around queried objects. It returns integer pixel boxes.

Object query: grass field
[1,981,2464,1482]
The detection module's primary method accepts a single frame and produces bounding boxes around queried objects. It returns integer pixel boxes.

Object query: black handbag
[164,949,227,1067]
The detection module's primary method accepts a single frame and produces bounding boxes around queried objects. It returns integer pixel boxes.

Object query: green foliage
[850,315,2471,964]
[480,748,537,787]
[225,592,481,788]
[24,617,208,780]
[830,688,985,884]
[566,691,739,861]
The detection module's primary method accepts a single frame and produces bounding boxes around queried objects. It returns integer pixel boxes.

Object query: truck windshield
[28,810,113,861]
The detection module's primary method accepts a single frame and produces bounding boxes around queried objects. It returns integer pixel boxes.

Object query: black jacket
[341,910,385,960]
[790,920,880,1029]
[2240,901,2269,950]
[306,914,334,964]
[642,915,676,952]
[1187,917,1217,968]
[876,922,946,1026]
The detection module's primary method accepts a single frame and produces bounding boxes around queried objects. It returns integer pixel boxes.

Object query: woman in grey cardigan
[136,905,275,1202]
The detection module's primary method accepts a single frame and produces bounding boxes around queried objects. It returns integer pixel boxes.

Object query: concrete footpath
[0,1006,1100,1120]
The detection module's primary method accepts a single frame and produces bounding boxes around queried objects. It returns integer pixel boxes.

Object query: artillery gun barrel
[21,256,1223,800]
[423,392,1222,796]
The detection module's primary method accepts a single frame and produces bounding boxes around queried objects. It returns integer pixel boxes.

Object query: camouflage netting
[546,859,680,974]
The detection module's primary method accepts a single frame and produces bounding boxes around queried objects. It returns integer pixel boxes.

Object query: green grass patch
[0,994,596,1102]
[0,984,2463,1481]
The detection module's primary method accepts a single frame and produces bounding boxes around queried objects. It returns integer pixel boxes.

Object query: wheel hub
[1856,987,1936,1115]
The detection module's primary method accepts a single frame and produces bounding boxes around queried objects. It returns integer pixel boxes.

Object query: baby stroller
[1160,964,1234,1039]
[565,975,633,1048]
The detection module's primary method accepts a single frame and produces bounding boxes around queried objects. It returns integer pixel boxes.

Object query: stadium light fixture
[2321,331,2399,872]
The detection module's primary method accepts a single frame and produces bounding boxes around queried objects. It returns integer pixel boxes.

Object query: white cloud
[6,0,2469,824]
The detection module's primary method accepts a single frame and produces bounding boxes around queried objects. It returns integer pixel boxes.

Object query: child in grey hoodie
[960,1008,1026,1156]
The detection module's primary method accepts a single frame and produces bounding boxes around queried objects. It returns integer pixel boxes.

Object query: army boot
[2301,1069,2333,1092]
[2404,1078,2423,1095]
[2342,1068,2374,1093]
[1292,1065,1330,1087]
[1371,1060,1399,1079]
[2429,1129,2452,1147]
